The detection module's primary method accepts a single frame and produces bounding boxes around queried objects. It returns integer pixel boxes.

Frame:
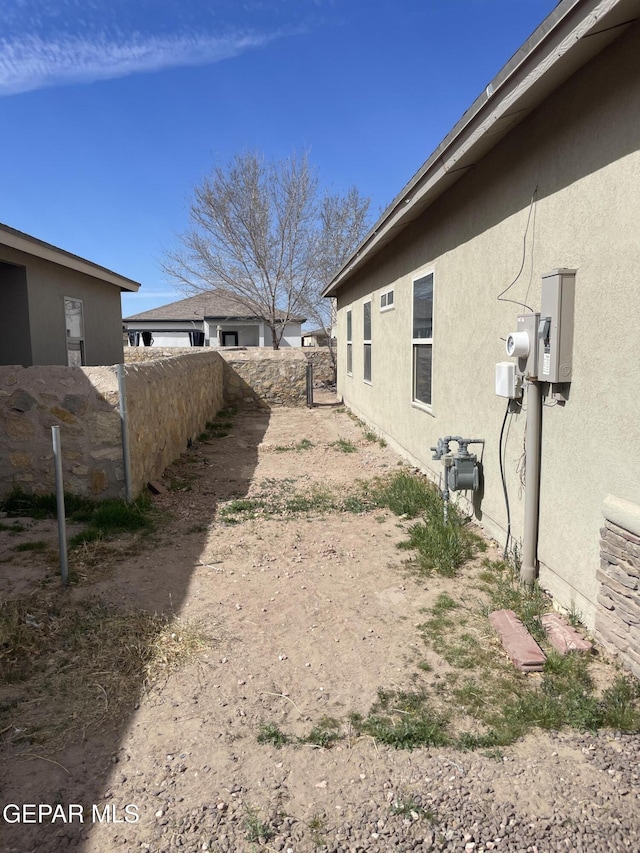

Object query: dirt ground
[1,393,639,853]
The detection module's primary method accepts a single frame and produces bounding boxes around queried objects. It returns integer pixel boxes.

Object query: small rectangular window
[363,301,371,383]
[346,309,353,375]
[412,273,433,407]
[65,297,85,366]
[380,289,394,311]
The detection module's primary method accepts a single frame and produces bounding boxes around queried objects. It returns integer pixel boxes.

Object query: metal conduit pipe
[521,378,542,585]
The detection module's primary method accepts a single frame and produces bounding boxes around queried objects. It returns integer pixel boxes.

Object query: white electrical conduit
[521,379,543,584]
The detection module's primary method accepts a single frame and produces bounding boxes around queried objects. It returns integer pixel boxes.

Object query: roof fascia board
[0,224,140,292]
[324,0,634,297]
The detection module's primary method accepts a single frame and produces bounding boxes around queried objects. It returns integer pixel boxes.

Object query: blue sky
[0,0,559,317]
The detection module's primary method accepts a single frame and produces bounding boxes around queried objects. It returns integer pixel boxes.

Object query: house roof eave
[0,223,141,292]
[323,0,640,298]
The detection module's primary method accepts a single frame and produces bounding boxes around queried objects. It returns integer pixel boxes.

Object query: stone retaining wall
[125,352,225,494]
[303,348,335,385]
[125,346,312,407]
[0,353,225,500]
[124,347,202,363]
[596,495,640,679]
[220,349,308,407]
[1,348,313,501]
[0,364,124,498]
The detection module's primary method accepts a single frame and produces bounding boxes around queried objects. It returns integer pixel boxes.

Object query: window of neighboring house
[363,300,372,383]
[380,289,394,311]
[64,297,85,366]
[412,272,434,407]
[346,309,353,375]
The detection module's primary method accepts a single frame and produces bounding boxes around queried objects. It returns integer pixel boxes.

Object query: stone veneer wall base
[596,495,640,679]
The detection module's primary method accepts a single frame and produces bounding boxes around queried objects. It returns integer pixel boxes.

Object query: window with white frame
[412,273,433,407]
[363,300,372,383]
[65,297,85,366]
[380,289,394,311]
[346,309,353,375]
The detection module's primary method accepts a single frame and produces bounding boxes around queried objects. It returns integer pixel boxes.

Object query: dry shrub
[0,593,213,752]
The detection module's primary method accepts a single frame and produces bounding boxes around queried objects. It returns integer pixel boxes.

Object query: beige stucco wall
[335,21,640,629]
[0,245,125,367]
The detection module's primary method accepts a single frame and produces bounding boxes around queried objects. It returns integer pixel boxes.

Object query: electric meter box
[516,313,540,378]
[538,269,576,383]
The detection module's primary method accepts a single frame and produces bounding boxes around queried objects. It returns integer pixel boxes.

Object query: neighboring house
[0,223,140,367]
[124,290,305,348]
[324,0,640,673]
[302,328,333,348]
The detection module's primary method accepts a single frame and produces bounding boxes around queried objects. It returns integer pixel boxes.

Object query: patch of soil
[1,394,639,853]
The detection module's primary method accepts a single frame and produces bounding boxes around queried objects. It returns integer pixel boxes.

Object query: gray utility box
[538,269,576,383]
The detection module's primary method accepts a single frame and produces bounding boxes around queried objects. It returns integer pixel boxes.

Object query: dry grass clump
[0,593,212,752]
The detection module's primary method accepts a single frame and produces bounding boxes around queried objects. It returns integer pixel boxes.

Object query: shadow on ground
[0,406,270,853]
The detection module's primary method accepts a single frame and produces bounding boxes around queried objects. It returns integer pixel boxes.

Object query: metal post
[306,362,314,407]
[51,426,69,585]
[117,363,133,502]
[521,379,542,585]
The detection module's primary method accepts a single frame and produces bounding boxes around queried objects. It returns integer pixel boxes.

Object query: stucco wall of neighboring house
[146,332,191,347]
[0,262,32,366]
[335,20,640,630]
[126,321,304,348]
[0,246,125,366]
[264,323,302,348]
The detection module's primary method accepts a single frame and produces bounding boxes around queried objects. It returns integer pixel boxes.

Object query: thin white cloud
[0,30,277,95]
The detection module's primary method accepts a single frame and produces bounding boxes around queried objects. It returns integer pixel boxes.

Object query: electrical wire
[498,400,512,560]
[496,186,538,312]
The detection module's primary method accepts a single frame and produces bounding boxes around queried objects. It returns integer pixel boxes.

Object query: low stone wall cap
[603,494,640,538]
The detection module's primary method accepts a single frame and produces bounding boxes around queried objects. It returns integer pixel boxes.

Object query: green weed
[307,813,327,849]
[330,438,357,453]
[13,540,48,552]
[479,558,549,642]
[365,471,441,519]
[349,689,450,749]
[0,522,26,533]
[390,796,434,821]
[257,717,343,750]
[244,806,274,843]
[256,723,292,748]
[300,717,343,748]
[401,513,483,577]
[1,488,95,521]
[68,495,154,549]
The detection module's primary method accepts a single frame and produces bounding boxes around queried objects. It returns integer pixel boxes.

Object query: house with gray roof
[124,290,305,348]
[0,223,140,367]
[324,0,640,677]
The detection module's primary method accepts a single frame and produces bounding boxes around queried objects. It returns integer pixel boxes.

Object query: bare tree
[163,151,370,349]
[304,186,371,369]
